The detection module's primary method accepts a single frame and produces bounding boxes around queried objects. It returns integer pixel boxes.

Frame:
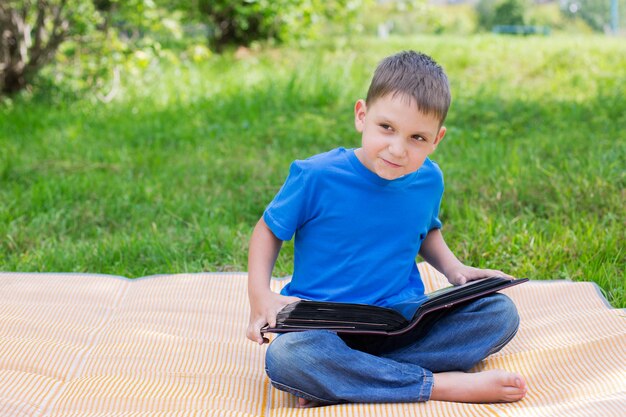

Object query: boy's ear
[354,99,367,133]
[433,125,446,148]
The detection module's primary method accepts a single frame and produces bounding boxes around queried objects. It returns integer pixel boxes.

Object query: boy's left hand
[445,265,514,286]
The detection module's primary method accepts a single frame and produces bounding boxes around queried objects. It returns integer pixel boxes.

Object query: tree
[198,0,279,51]
[196,0,367,51]
[493,0,527,26]
[0,0,100,95]
[476,0,528,30]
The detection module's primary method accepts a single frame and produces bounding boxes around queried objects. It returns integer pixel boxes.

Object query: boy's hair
[366,50,451,125]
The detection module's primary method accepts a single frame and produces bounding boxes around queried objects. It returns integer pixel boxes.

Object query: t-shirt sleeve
[429,205,443,230]
[263,161,311,241]
[428,167,444,231]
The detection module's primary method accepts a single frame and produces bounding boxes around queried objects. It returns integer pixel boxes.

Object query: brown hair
[366,50,451,125]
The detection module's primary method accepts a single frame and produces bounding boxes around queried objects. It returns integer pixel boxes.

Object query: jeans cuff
[269,380,340,406]
[417,368,434,401]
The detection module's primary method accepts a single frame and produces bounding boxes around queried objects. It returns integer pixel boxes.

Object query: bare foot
[296,397,320,408]
[431,370,527,403]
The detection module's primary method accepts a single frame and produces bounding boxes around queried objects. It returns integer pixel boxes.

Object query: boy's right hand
[247,292,300,345]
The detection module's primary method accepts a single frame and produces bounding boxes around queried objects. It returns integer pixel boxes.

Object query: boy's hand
[445,264,514,286]
[247,292,301,345]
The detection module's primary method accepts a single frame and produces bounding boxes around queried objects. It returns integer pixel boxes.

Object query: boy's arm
[246,217,300,344]
[419,228,513,285]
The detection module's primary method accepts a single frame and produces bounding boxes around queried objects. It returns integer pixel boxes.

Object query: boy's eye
[380,124,393,131]
[412,135,426,142]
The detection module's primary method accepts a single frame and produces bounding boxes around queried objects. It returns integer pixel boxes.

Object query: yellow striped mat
[0,263,624,416]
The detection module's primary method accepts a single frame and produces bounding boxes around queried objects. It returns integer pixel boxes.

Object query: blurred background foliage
[1,0,623,98]
[1,1,624,305]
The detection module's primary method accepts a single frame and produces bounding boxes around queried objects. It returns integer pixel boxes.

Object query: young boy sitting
[246,50,527,407]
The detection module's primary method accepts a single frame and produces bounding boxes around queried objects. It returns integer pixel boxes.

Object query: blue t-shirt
[263,147,444,319]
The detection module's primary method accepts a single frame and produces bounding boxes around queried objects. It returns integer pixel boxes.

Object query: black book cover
[261,277,528,336]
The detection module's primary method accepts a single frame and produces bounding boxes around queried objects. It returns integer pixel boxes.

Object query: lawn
[1,34,624,307]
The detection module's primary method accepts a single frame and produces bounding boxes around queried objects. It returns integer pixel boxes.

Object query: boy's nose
[388,137,406,157]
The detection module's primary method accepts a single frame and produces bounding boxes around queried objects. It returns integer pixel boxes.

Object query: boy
[247,51,527,407]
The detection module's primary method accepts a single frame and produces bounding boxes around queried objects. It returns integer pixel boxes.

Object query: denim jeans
[265,293,520,405]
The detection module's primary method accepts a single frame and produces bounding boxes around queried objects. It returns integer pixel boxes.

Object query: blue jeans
[265,293,520,405]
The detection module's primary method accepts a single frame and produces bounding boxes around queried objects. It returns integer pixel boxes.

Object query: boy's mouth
[381,158,402,168]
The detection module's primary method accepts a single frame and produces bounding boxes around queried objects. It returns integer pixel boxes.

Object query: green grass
[1,34,624,307]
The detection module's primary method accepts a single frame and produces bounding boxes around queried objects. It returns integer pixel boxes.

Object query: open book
[262,277,528,336]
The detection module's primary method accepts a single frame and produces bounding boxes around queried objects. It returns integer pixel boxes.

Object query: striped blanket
[1,263,624,416]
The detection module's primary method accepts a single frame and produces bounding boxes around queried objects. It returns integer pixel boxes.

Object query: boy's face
[354,94,446,181]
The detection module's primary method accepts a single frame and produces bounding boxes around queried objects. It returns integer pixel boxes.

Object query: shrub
[476,0,529,30]
[199,0,366,51]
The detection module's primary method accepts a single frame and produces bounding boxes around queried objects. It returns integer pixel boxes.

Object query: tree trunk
[2,66,28,95]
[0,0,69,96]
